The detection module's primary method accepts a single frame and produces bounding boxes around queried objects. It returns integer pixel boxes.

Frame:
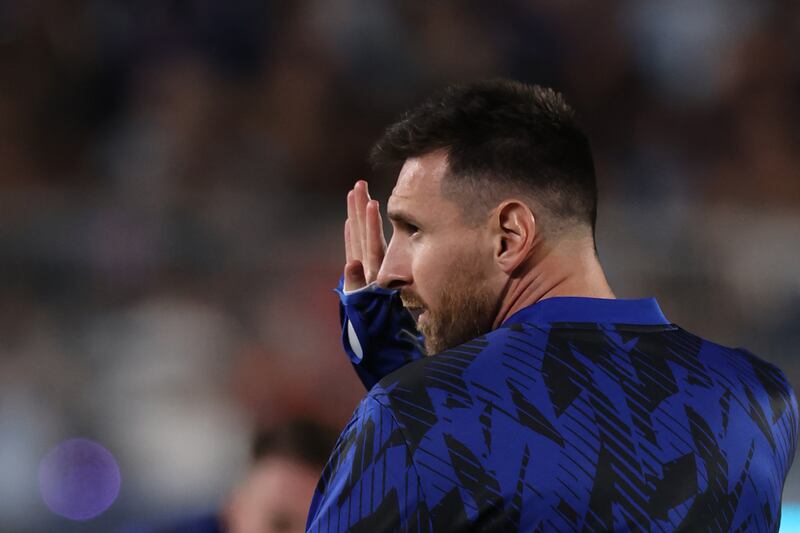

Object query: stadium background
[0,0,798,530]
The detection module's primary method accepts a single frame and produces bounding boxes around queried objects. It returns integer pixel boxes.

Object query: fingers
[343,260,366,292]
[354,181,370,261]
[364,199,386,283]
[344,218,353,265]
[344,179,383,290]
[347,189,363,261]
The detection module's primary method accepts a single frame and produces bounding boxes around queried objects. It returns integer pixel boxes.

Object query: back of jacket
[307,301,798,532]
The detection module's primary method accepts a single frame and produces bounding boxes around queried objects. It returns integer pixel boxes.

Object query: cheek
[411,239,464,303]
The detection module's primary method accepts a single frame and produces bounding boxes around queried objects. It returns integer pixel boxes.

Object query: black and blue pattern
[307,286,798,532]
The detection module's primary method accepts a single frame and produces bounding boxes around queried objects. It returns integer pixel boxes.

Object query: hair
[251,418,337,470]
[370,79,597,236]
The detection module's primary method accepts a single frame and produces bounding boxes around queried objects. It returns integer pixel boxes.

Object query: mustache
[400,292,426,309]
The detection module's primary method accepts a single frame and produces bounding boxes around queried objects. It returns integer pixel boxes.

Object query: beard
[401,259,498,355]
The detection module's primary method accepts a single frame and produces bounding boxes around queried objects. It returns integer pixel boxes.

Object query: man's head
[371,79,598,354]
[223,419,336,533]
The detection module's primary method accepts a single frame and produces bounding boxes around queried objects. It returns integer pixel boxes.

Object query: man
[224,419,337,533]
[306,79,798,531]
[162,419,335,533]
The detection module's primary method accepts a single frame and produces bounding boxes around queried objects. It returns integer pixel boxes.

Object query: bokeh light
[38,438,121,521]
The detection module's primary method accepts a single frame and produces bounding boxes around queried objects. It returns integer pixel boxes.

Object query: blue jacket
[307,278,798,532]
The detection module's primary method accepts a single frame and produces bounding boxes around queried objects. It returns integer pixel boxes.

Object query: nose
[376,236,412,290]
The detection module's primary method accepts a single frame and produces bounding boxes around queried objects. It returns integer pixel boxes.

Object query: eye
[395,220,419,236]
[390,218,422,238]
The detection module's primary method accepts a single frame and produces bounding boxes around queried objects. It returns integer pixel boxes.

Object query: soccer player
[306,80,798,532]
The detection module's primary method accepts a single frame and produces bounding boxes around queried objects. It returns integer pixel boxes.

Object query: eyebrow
[387,209,422,227]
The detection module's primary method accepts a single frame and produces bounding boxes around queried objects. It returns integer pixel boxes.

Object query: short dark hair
[251,418,337,470]
[370,79,597,235]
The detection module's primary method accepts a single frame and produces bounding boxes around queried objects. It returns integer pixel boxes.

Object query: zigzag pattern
[308,321,798,532]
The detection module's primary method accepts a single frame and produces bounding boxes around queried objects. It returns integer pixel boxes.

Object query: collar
[501,297,670,327]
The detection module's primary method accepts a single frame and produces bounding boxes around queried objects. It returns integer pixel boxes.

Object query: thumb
[344,260,367,292]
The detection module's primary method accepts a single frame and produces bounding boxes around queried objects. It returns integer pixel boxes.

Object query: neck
[491,237,615,329]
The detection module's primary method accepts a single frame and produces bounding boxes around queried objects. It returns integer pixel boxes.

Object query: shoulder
[733,346,795,394]
[730,346,798,424]
[670,327,798,432]
[372,324,548,394]
[684,328,796,398]
[367,325,554,454]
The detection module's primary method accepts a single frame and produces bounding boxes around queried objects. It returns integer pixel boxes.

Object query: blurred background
[0,0,798,531]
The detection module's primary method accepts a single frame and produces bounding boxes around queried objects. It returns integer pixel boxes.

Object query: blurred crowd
[0,0,798,530]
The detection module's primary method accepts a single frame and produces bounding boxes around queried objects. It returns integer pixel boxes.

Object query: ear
[491,200,536,274]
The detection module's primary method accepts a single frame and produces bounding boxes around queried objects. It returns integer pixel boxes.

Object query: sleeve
[333,276,426,390]
[306,394,429,533]
[738,348,799,477]
[778,366,799,472]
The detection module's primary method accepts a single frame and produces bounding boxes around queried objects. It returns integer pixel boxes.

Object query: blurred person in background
[224,419,336,533]
[162,418,336,533]
[307,79,798,531]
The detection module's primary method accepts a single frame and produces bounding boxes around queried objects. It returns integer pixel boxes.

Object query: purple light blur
[38,438,121,521]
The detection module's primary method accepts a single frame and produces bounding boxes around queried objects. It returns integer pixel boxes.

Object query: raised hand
[344,180,387,291]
